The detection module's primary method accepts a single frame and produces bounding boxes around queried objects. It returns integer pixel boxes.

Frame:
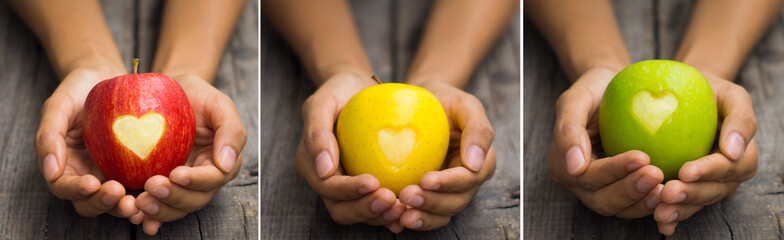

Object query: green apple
[336,83,450,195]
[599,60,717,180]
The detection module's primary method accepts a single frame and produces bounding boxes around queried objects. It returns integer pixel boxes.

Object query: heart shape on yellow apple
[112,112,166,159]
[377,127,416,167]
[632,90,678,134]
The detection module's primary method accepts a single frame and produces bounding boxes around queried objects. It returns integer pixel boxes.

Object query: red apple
[82,60,195,190]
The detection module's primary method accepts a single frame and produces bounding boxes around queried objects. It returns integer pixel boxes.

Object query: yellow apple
[336,83,450,195]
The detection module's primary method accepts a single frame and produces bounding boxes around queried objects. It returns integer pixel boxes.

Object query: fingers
[323,188,396,225]
[573,165,663,216]
[614,184,663,219]
[48,173,101,201]
[71,180,126,217]
[205,91,247,173]
[169,159,239,191]
[35,97,73,182]
[136,192,189,222]
[301,94,341,179]
[399,185,478,216]
[552,89,595,176]
[399,208,451,231]
[142,217,163,236]
[418,148,495,193]
[318,174,380,201]
[715,83,757,161]
[450,93,495,172]
[110,195,140,218]
[558,150,650,191]
[130,211,144,225]
[144,176,217,213]
[657,222,678,236]
[660,180,739,206]
[654,203,704,226]
[678,142,758,183]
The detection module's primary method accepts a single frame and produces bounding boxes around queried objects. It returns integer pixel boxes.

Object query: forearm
[675,0,783,80]
[406,0,518,88]
[152,0,247,84]
[262,0,373,86]
[525,0,630,82]
[8,0,126,80]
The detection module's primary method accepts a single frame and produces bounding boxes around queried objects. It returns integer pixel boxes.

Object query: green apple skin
[599,60,717,181]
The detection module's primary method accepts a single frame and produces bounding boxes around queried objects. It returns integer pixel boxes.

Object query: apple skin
[336,83,450,195]
[82,73,195,190]
[599,60,717,180]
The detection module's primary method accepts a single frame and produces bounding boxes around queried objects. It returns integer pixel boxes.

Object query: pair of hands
[548,67,758,235]
[295,73,496,232]
[34,68,247,235]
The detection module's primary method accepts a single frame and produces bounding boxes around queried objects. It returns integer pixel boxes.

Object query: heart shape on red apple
[83,72,195,190]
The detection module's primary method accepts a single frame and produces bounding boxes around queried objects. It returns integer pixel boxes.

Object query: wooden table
[0,0,259,239]
[261,1,520,239]
[524,1,784,239]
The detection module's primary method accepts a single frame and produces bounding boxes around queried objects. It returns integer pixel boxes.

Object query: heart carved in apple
[631,90,678,134]
[83,59,195,190]
[599,60,717,180]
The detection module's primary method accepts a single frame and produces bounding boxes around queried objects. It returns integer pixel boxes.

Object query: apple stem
[132,58,139,74]
[371,74,382,84]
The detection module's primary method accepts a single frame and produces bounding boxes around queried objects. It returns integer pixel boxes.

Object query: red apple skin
[82,73,195,190]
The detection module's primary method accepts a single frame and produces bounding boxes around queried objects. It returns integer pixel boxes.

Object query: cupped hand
[654,74,758,236]
[294,73,408,232]
[135,74,247,235]
[548,67,665,219]
[395,80,496,231]
[34,68,139,220]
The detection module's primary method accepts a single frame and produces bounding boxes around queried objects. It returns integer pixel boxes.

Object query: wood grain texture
[260,1,520,239]
[524,1,784,239]
[0,0,259,239]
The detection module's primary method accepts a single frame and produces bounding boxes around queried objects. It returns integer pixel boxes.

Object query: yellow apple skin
[336,83,450,195]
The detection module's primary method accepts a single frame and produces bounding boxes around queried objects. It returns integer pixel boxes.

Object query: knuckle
[576,177,601,191]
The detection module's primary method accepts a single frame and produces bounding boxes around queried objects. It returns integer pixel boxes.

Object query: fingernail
[43,154,58,180]
[142,201,159,215]
[422,181,441,191]
[371,198,391,213]
[358,186,373,195]
[101,194,120,206]
[383,210,398,222]
[405,195,424,208]
[627,160,645,172]
[219,146,237,172]
[412,219,423,229]
[316,151,333,178]
[636,176,658,193]
[466,145,485,171]
[151,187,170,199]
[565,147,585,175]
[670,193,686,204]
[726,132,745,160]
[666,212,679,223]
[171,171,190,186]
[646,196,660,210]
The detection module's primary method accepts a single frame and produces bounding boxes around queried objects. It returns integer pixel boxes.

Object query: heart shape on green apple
[632,90,678,134]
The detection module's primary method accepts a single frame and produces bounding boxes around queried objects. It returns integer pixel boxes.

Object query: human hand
[134,74,247,235]
[392,80,496,231]
[294,73,408,232]
[653,74,758,236]
[34,68,140,220]
[547,67,665,219]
